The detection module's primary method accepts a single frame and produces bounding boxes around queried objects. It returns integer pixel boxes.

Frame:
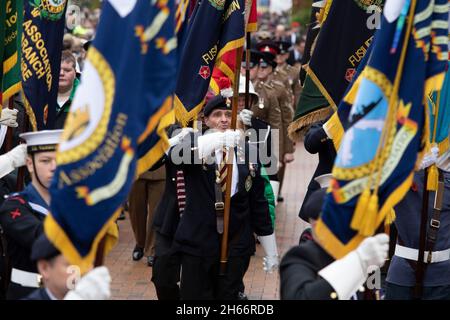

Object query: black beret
[302,188,327,221]
[203,95,231,117]
[31,234,60,262]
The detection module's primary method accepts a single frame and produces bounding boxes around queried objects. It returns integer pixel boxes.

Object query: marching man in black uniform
[0,130,62,299]
[169,93,278,300]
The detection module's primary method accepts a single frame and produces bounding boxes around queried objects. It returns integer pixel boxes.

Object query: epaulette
[0,194,28,212]
[270,79,284,88]
[3,193,26,204]
[263,82,274,90]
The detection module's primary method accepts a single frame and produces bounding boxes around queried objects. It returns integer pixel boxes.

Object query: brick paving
[105,140,318,300]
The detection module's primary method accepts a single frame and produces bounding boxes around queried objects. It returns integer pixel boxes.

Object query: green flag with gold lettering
[289,0,384,139]
[1,0,23,110]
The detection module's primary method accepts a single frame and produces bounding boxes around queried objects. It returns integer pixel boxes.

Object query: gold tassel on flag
[351,188,371,231]
[385,208,396,226]
[427,90,441,191]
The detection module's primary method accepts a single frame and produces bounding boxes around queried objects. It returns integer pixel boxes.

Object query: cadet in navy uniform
[24,234,111,300]
[169,94,277,300]
[385,150,450,299]
[280,186,390,300]
[0,130,62,300]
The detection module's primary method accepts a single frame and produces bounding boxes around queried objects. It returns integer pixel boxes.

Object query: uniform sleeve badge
[10,208,21,220]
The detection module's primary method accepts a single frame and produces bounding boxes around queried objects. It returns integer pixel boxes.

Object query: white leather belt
[11,268,42,288]
[395,245,450,263]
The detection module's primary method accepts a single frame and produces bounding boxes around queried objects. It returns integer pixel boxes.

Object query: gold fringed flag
[46,0,178,273]
[174,0,246,125]
[289,0,382,140]
[315,0,448,259]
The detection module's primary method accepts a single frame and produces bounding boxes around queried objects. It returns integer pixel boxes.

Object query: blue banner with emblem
[21,0,67,130]
[45,0,178,272]
[174,0,245,126]
[427,61,449,156]
[315,0,449,259]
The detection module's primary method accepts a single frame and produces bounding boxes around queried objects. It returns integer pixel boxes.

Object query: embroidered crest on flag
[31,0,67,20]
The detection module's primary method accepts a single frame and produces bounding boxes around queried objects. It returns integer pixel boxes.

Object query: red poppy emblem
[198,66,211,80]
[345,68,356,82]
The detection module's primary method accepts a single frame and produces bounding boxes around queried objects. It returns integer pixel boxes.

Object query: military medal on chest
[259,97,265,109]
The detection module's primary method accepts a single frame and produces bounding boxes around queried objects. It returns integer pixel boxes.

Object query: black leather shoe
[147,255,155,267]
[118,210,126,220]
[132,246,144,261]
[277,195,284,202]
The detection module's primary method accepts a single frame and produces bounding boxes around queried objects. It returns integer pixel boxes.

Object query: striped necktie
[176,170,186,215]
[217,147,228,193]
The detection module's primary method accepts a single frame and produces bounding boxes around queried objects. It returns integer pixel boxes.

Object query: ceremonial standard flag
[174,0,246,125]
[21,0,67,130]
[45,0,178,272]
[210,0,249,94]
[315,0,449,259]
[289,0,383,138]
[1,0,23,109]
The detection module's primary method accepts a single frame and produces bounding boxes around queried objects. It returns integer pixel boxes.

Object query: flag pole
[244,32,251,110]
[220,46,244,275]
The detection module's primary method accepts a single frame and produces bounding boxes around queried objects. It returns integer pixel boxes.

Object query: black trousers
[180,254,251,300]
[151,233,181,300]
[298,180,320,222]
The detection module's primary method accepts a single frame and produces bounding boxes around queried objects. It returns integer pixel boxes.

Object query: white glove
[0,108,19,127]
[64,266,111,300]
[355,233,389,271]
[238,109,253,126]
[318,234,388,300]
[258,233,279,273]
[0,144,27,179]
[269,180,280,206]
[197,130,240,159]
[419,146,439,170]
[168,128,194,148]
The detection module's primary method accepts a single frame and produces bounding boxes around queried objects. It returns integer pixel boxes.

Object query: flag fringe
[174,95,204,127]
[288,106,332,141]
[323,111,344,151]
[44,208,120,274]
